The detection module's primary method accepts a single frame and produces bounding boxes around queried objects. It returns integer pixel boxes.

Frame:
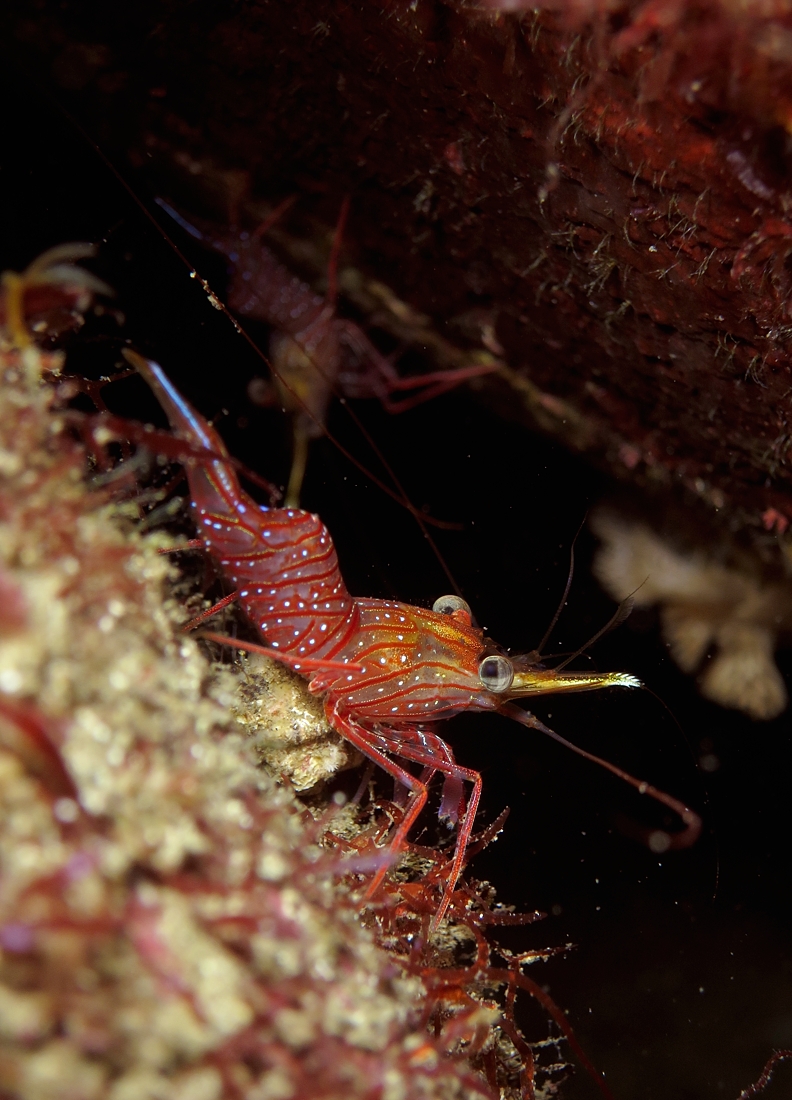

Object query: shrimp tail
[122,349,246,525]
[124,350,358,659]
[122,349,225,454]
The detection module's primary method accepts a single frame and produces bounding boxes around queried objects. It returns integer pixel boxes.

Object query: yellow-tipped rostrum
[508,668,642,697]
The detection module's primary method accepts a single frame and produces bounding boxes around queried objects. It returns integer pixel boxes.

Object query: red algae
[335,809,590,1099]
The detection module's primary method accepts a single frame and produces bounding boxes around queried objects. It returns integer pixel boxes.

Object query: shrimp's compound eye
[478,654,514,694]
[433,595,471,617]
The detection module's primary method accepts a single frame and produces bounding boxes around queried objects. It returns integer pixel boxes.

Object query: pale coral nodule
[592,510,790,720]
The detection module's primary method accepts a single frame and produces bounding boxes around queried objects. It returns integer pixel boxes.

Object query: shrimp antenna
[499,702,702,850]
[552,575,648,672]
[533,516,586,657]
[552,594,635,673]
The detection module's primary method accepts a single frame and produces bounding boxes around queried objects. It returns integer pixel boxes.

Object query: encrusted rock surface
[231,654,360,792]
[0,332,500,1099]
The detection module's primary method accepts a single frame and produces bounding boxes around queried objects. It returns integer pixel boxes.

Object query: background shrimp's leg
[284,419,310,509]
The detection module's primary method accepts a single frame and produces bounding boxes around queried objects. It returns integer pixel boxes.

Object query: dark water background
[2,73,792,1100]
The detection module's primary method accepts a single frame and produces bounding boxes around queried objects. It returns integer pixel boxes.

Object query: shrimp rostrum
[123,350,701,927]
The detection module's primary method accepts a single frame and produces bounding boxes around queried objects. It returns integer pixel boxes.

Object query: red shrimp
[123,349,701,927]
[156,199,498,505]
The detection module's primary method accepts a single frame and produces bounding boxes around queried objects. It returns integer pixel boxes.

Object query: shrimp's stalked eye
[433,594,471,616]
[478,654,514,693]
